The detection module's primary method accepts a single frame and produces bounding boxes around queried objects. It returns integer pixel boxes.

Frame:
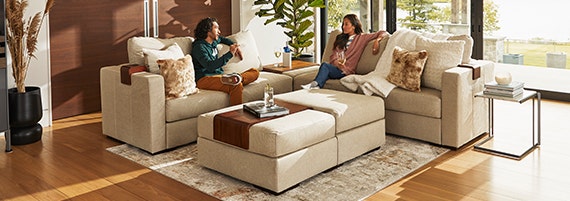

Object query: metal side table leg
[5,130,12,152]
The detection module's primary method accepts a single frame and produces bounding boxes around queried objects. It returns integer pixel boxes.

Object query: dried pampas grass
[5,0,55,93]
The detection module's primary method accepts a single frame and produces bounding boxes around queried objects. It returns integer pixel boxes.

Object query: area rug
[107,135,448,200]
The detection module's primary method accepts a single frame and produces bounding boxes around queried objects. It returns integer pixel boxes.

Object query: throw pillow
[142,43,185,74]
[415,36,464,90]
[386,46,428,92]
[128,36,194,66]
[217,30,262,73]
[157,55,198,99]
[448,35,474,64]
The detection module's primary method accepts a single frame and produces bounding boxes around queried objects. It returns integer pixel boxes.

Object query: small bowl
[494,72,512,85]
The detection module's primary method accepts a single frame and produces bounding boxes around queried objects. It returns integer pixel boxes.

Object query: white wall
[6,0,52,127]
[232,0,321,65]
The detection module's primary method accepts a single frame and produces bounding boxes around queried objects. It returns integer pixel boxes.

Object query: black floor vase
[8,86,43,145]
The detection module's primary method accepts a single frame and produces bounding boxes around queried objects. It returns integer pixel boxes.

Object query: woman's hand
[372,31,388,55]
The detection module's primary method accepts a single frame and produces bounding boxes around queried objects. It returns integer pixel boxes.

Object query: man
[191,17,259,105]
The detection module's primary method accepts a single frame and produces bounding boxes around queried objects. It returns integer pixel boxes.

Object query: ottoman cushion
[274,89,385,133]
[198,103,335,157]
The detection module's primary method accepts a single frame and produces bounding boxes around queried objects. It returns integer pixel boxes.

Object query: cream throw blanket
[340,29,421,98]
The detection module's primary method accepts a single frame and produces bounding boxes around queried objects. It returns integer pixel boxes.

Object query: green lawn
[504,41,570,69]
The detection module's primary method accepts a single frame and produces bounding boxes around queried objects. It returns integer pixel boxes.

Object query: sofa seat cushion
[385,87,441,118]
[198,104,335,158]
[165,72,292,122]
[242,72,292,102]
[275,89,385,133]
[165,90,229,122]
[293,71,353,92]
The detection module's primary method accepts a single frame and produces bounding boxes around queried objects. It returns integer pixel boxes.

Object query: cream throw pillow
[142,43,185,74]
[157,55,198,99]
[217,30,262,73]
[128,36,193,66]
[448,35,473,64]
[387,46,428,92]
[416,36,464,90]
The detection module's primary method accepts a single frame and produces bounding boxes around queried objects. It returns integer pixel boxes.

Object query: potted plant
[253,0,325,60]
[5,0,55,145]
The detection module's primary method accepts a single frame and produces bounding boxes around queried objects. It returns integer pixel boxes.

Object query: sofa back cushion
[217,30,262,73]
[322,29,389,75]
[142,43,185,74]
[416,36,464,90]
[421,32,473,64]
[356,35,389,75]
[322,29,342,64]
[128,36,194,66]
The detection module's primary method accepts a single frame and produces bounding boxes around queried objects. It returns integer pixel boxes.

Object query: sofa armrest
[441,60,494,147]
[100,65,167,153]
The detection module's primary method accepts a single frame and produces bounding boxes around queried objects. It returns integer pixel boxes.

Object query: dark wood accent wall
[49,0,231,119]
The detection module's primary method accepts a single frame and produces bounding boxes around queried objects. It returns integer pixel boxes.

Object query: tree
[483,0,500,34]
[397,0,440,31]
[327,0,357,31]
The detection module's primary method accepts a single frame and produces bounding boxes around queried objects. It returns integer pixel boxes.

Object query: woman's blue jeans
[314,62,345,88]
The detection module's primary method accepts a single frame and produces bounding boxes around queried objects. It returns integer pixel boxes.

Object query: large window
[326,0,385,35]
[486,0,569,69]
[395,0,471,36]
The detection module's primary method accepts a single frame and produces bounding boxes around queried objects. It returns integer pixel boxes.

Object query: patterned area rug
[107,135,448,200]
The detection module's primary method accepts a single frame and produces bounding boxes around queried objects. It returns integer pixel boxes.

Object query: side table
[262,60,319,74]
[474,89,541,160]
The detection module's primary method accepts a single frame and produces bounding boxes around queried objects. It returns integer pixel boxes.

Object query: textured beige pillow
[128,36,194,65]
[142,43,185,74]
[416,36,464,90]
[217,30,262,73]
[386,46,428,92]
[157,55,198,99]
[448,35,473,64]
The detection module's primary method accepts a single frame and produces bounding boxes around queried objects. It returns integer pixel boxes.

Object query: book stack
[483,81,524,98]
[243,102,289,118]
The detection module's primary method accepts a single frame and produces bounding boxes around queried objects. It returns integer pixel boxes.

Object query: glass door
[394,0,471,36]
[486,0,569,69]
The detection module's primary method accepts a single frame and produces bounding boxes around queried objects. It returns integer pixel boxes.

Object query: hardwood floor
[1,98,569,200]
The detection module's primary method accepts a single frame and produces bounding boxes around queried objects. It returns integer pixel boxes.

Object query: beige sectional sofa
[100,31,293,153]
[294,29,493,148]
[100,28,492,154]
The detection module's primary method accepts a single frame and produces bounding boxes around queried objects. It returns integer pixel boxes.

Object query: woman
[302,14,388,89]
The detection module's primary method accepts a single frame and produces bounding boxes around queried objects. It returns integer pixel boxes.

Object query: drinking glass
[274,47,282,67]
[264,85,275,108]
[337,51,346,65]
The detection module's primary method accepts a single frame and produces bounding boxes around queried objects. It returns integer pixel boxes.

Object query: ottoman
[197,89,386,193]
[274,89,386,163]
[198,103,337,193]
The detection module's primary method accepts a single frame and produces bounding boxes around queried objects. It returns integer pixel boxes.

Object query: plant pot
[293,54,315,63]
[8,86,43,145]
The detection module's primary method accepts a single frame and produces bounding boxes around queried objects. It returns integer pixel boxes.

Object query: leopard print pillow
[386,46,428,92]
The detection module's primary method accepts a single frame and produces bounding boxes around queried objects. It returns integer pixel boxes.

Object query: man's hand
[230,44,243,60]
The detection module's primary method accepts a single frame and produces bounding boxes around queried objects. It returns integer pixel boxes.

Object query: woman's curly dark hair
[194,17,217,40]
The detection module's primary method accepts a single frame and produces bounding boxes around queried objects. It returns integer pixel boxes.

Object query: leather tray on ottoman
[198,103,337,193]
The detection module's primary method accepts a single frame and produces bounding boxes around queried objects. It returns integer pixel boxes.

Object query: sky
[492,0,570,41]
